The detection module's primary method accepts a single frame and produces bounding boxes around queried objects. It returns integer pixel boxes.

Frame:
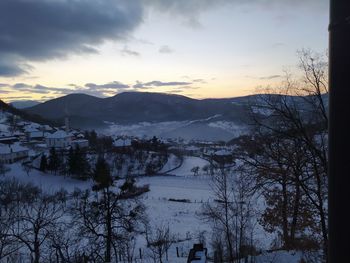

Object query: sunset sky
[0,0,328,102]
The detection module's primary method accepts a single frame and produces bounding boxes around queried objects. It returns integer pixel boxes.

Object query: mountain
[9,100,40,109]
[0,99,59,126]
[25,92,254,129]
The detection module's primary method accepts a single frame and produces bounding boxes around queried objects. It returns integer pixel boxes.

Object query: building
[24,127,45,141]
[0,143,29,164]
[45,130,72,148]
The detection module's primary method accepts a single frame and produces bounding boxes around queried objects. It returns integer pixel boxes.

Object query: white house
[24,127,45,141]
[0,143,29,164]
[45,130,72,148]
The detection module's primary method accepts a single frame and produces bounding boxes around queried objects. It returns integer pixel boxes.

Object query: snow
[0,142,28,154]
[0,157,304,263]
[254,250,303,263]
[3,163,92,193]
[170,156,210,176]
[159,154,181,173]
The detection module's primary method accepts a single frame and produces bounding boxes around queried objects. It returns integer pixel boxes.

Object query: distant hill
[25,92,255,128]
[0,99,59,126]
[9,100,40,109]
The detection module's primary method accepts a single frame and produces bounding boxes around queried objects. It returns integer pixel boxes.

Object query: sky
[0,0,329,102]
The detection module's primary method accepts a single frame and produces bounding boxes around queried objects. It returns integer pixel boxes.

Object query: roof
[24,127,39,132]
[0,142,28,154]
[214,149,232,156]
[46,130,71,139]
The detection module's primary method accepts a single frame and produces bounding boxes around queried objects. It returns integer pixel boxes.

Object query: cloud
[246,74,281,80]
[0,0,143,76]
[84,81,131,96]
[0,60,29,77]
[0,0,327,77]
[159,45,174,54]
[259,75,281,80]
[133,80,192,89]
[3,96,33,100]
[85,81,130,90]
[121,46,141,57]
[145,0,327,26]
[192,79,207,84]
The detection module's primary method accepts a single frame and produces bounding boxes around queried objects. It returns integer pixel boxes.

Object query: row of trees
[1,157,150,263]
[201,50,328,263]
[39,146,91,180]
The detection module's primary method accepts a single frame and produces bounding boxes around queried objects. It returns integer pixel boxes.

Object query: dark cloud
[0,61,28,76]
[159,45,174,54]
[120,46,141,57]
[0,0,143,76]
[9,83,76,95]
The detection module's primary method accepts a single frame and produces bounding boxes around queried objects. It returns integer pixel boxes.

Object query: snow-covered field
[1,154,307,262]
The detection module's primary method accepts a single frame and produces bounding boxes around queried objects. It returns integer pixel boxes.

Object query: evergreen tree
[48,147,60,174]
[92,156,112,191]
[39,154,48,172]
[74,145,90,180]
[67,147,76,176]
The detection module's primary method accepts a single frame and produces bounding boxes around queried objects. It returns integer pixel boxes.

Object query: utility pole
[329,1,350,262]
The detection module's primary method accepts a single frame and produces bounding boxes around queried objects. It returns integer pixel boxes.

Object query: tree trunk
[105,189,112,263]
[290,178,301,247]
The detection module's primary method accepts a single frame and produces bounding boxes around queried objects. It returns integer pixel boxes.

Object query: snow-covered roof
[29,131,44,138]
[0,143,28,154]
[46,130,71,139]
[114,138,132,147]
[214,149,232,156]
[72,139,89,143]
[41,125,53,131]
[24,126,39,132]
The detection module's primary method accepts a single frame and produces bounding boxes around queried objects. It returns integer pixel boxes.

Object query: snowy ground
[1,157,300,263]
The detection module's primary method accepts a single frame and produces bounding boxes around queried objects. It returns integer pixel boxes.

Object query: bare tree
[71,156,148,263]
[11,191,66,263]
[145,223,175,263]
[240,49,328,261]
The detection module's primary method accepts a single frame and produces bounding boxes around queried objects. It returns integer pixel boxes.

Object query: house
[113,138,132,148]
[24,127,45,141]
[45,130,72,148]
[0,143,29,164]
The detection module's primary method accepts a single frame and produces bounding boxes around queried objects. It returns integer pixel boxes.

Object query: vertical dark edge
[329,0,350,262]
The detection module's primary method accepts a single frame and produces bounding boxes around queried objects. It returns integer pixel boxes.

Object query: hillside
[25,92,252,128]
